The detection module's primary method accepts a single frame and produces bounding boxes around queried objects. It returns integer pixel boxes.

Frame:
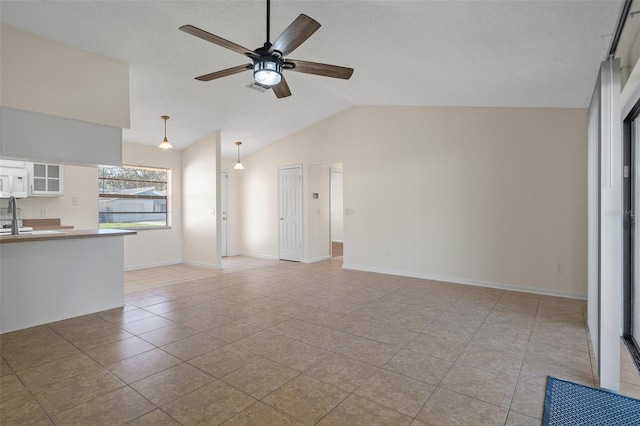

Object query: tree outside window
[98,166,169,229]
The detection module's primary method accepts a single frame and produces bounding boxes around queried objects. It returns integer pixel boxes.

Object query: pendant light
[234,141,245,170]
[159,115,173,149]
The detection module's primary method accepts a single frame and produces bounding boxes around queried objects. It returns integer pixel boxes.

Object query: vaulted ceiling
[0,1,622,158]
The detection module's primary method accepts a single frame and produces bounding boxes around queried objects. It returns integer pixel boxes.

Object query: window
[98,166,169,229]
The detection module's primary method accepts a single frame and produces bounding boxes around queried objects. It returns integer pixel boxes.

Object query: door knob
[280,217,284,221]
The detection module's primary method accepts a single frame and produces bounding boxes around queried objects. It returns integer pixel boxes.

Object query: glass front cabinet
[26,162,64,196]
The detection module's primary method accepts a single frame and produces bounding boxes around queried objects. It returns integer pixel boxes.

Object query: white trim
[588,68,601,364]
[240,252,279,260]
[182,260,222,270]
[597,58,622,392]
[215,132,222,267]
[331,240,344,244]
[622,57,640,119]
[302,255,331,264]
[342,264,587,300]
[125,259,182,271]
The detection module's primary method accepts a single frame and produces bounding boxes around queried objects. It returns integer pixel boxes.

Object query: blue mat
[543,376,640,425]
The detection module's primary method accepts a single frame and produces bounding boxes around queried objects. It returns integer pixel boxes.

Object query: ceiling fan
[179,0,354,98]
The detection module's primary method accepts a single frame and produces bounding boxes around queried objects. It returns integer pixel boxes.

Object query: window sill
[99,226,172,232]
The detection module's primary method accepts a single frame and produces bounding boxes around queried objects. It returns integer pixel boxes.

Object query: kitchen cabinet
[26,162,64,196]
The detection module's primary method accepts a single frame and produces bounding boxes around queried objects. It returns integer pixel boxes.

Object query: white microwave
[0,167,28,198]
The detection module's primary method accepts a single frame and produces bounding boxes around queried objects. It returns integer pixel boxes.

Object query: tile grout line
[503,295,542,425]
[2,260,593,425]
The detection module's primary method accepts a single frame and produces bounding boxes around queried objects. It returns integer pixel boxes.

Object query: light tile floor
[1,256,639,425]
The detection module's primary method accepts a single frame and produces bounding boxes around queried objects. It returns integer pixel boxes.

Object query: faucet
[8,196,18,235]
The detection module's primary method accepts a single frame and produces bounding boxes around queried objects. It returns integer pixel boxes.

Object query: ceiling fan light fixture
[234,141,245,170]
[254,59,282,86]
[159,115,173,149]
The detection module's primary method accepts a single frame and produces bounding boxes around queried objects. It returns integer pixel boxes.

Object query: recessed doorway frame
[220,171,228,258]
[330,167,344,258]
[623,97,640,372]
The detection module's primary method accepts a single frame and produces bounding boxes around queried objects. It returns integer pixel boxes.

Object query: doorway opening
[220,171,228,257]
[330,168,343,258]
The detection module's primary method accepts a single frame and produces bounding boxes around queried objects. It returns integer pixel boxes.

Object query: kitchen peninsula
[0,229,135,333]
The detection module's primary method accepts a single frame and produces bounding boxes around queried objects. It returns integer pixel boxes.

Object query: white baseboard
[239,252,279,260]
[125,259,183,271]
[302,255,331,264]
[341,264,587,300]
[182,260,223,270]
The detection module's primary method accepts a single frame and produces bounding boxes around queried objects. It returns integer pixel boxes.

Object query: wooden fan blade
[270,14,320,57]
[195,64,252,81]
[272,76,292,98]
[180,25,257,58]
[287,59,354,80]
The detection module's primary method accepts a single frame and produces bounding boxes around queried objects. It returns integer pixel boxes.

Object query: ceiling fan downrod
[266,0,271,46]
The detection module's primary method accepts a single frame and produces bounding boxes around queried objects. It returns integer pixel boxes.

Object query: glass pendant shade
[234,141,244,170]
[159,116,173,149]
[254,60,282,86]
[159,137,172,150]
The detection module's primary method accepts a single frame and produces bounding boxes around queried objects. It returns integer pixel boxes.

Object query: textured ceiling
[0,0,622,159]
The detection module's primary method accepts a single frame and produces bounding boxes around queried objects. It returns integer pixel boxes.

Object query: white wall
[240,160,280,259]
[182,132,220,268]
[122,142,183,270]
[305,164,332,262]
[240,106,588,297]
[1,164,98,230]
[0,24,130,129]
[0,25,126,167]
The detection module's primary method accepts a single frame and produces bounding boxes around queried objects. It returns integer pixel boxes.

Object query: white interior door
[220,171,228,257]
[279,166,302,261]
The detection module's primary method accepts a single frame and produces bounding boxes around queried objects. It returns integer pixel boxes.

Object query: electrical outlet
[40,209,47,218]
[555,263,566,274]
